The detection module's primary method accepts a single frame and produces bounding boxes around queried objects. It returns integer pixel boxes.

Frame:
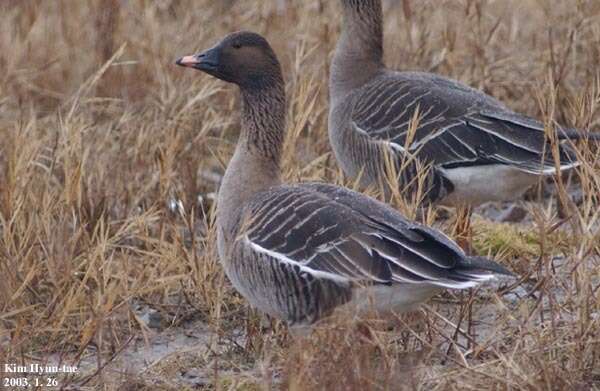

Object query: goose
[329,0,598,207]
[176,31,512,332]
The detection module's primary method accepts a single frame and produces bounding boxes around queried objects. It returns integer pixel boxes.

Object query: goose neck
[331,0,385,100]
[217,82,286,237]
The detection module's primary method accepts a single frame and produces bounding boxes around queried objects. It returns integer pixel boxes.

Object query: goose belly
[344,284,441,315]
[439,164,539,207]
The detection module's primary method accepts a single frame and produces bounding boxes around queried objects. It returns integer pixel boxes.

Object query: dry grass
[1,0,600,389]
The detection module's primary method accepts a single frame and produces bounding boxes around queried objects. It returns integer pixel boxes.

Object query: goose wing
[240,183,509,288]
[350,72,578,173]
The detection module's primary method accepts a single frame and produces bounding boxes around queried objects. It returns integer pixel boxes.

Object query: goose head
[176,31,282,90]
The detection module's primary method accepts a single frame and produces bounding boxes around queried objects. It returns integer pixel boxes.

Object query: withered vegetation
[1,0,599,389]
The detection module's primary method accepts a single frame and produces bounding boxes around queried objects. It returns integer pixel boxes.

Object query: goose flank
[329,0,599,207]
[176,31,512,330]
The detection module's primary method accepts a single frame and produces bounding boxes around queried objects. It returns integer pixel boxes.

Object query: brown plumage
[176,31,512,331]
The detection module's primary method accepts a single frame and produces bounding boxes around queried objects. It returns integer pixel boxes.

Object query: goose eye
[232,42,242,49]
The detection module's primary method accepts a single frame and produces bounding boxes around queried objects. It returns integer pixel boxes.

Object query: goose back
[329,0,588,206]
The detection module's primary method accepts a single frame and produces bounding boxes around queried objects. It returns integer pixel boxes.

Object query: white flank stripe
[245,237,351,284]
[489,154,580,174]
[457,272,496,282]
[427,279,482,289]
[544,161,580,174]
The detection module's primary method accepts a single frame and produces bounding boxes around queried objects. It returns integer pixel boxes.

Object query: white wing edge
[244,236,352,284]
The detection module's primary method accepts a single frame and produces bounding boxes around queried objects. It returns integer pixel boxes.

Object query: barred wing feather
[240,184,508,289]
[350,73,579,174]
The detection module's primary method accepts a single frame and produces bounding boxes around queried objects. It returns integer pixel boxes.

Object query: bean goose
[176,31,512,331]
[330,0,599,207]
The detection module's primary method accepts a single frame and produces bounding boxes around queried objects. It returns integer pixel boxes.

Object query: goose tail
[557,128,600,141]
[449,256,515,285]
